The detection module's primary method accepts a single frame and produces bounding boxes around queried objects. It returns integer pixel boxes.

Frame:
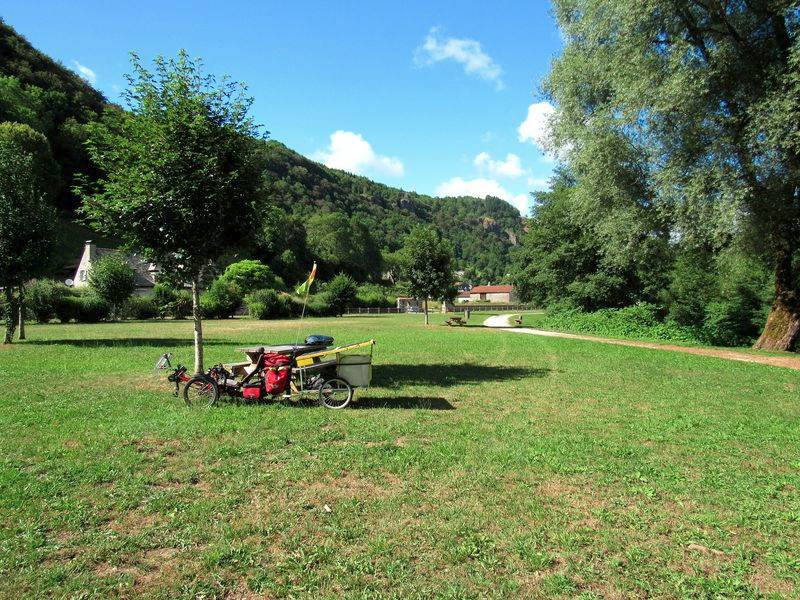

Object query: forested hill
[259,140,522,281]
[0,18,106,209]
[1,19,522,283]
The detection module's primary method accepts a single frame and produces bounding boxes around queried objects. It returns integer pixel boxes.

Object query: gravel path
[482,314,515,328]
[503,326,800,370]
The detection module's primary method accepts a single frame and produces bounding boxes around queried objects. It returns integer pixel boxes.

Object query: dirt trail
[502,326,800,371]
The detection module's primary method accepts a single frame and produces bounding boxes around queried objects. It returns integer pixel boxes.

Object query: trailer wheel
[183,376,219,408]
[318,378,353,409]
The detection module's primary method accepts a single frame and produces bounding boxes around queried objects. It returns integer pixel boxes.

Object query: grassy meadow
[0,314,798,598]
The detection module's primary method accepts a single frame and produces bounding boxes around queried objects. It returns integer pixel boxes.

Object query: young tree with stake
[400,225,455,325]
[80,51,262,372]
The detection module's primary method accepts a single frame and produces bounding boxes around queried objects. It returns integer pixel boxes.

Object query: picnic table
[445,316,466,327]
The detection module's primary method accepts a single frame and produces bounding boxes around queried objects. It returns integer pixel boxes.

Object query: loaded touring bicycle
[157,335,375,409]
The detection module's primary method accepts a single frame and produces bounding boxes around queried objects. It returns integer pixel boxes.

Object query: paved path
[482,313,800,370]
[483,314,515,328]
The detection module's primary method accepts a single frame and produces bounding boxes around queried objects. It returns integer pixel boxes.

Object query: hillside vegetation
[0,19,521,284]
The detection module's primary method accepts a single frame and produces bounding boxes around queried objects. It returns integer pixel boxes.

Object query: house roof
[457,290,471,298]
[470,285,515,294]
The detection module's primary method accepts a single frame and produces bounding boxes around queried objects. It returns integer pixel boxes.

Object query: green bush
[322,273,357,316]
[122,295,159,320]
[54,291,111,323]
[54,293,81,323]
[542,302,701,344]
[88,254,136,317]
[303,294,332,317]
[245,289,292,319]
[200,278,242,319]
[355,283,393,308]
[220,259,284,294]
[25,279,66,323]
[152,284,192,319]
[76,293,111,323]
[700,299,761,347]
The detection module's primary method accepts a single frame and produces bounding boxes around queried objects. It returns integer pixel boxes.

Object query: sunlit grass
[1,315,798,598]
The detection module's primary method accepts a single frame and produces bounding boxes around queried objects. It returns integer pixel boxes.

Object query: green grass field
[1,315,798,598]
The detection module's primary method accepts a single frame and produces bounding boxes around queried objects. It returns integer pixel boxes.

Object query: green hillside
[1,18,522,283]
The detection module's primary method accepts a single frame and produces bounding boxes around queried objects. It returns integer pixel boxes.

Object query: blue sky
[3,1,563,216]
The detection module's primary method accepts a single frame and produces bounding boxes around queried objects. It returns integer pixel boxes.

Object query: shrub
[304,294,332,317]
[76,293,111,323]
[220,259,284,294]
[25,279,66,323]
[700,299,761,346]
[152,283,192,319]
[55,294,79,322]
[245,289,292,319]
[355,283,392,308]
[200,278,242,319]
[122,295,159,320]
[542,302,701,344]
[88,254,136,317]
[322,273,357,316]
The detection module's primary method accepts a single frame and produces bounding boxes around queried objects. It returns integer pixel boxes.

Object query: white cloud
[474,152,524,178]
[414,27,503,90]
[527,176,550,190]
[72,60,97,85]
[518,101,556,150]
[314,130,404,178]
[436,177,530,215]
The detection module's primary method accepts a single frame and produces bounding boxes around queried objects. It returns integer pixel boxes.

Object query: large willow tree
[547,0,800,350]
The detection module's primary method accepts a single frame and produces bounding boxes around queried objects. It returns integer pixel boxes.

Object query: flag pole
[293,263,316,349]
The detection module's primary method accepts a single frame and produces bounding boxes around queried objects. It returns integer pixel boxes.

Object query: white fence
[344,304,540,315]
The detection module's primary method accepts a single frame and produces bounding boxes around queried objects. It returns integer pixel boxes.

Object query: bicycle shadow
[372,363,552,388]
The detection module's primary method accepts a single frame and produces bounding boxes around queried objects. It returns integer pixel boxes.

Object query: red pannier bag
[242,382,264,400]
[264,353,292,395]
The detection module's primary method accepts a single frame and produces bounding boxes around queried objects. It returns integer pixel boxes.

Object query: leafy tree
[0,122,57,343]
[323,273,357,317]
[219,259,284,294]
[88,254,135,318]
[546,0,800,350]
[400,225,455,325]
[79,51,262,372]
[306,212,382,281]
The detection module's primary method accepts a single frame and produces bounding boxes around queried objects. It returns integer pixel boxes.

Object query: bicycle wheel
[318,378,353,409]
[183,376,219,408]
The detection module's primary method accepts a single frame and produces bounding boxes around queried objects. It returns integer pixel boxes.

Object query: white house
[73,240,158,295]
[469,285,518,303]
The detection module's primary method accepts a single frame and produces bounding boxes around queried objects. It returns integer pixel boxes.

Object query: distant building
[455,290,472,303]
[469,284,517,303]
[396,296,421,312]
[73,240,158,295]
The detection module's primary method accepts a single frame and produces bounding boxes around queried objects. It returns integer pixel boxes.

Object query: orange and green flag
[295,262,317,296]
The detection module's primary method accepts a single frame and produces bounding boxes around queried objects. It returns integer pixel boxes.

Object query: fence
[344,304,540,315]
[450,304,540,313]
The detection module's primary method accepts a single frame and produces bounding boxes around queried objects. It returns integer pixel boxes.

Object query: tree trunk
[3,287,18,344]
[191,279,204,374]
[17,303,25,341]
[754,249,800,352]
[424,298,429,325]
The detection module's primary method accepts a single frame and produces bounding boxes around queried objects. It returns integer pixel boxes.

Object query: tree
[80,51,262,372]
[88,254,136,318]
[306,212,382,282]
[323,273,357,317]
[219,259,284,294]
[546,0,800,350]
[400,225,455,325]
[0,123,57,343]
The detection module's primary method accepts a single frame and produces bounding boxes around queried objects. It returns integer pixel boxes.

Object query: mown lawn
[0,315,798,598]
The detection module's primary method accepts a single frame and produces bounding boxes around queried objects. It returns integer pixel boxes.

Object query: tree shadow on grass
[22,338,232,348]
[352,396,455,410]
[373,363,553,388]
